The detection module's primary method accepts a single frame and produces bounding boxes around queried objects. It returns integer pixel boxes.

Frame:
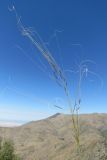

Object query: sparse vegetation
[0,138,21,160]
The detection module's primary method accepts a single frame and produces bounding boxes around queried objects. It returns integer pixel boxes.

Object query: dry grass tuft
[9,5,102,150]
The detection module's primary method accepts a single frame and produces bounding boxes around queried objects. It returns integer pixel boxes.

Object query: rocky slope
[0,113,107,160]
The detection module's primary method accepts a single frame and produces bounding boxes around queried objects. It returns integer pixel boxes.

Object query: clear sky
[0,0,107,123]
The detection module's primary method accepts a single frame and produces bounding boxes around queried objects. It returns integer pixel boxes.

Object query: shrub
[0,139,21,160]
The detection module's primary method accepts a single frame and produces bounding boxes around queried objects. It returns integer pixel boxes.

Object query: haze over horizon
[0,0,107,124]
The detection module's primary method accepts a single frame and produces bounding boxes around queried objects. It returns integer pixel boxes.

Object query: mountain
[0,113,107,160]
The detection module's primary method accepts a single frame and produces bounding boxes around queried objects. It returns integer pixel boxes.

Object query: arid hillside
[0,113,107,160]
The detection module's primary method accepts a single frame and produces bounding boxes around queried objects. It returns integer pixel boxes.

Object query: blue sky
[0,0,107,123]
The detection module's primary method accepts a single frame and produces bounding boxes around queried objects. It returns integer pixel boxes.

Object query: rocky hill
[0,113,107,160]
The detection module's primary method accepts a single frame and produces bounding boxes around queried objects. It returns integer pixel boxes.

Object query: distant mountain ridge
[0,120,25,127]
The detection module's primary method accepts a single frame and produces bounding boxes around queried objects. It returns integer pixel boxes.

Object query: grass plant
[9,5,99,150]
